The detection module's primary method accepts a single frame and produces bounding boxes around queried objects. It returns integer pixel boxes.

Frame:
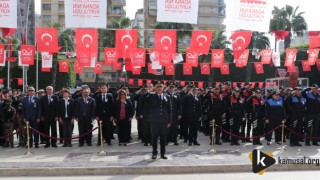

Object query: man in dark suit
[182,87,202,146]
[75,87,95,146]
[58,89,75,147]
[95,84,115,146]
[135,87,147,142]
[22,87,42,148]
[165,84,182,145]
[41,86,59,148]
[146,83,172,160]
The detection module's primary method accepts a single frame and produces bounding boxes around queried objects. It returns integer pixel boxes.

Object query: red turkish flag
[232,82,237,88]
[41,67,51,72]
[273,30,290,41]
[285,49,297,67]
[104,48,119,66]
[250,82,256,89]
[301,60,311,72]
[132,67,141,75]
[0,78,3,85]
[128,79,134,85]
[185,49,198,67]
[165,63,175,75]
[240,82,245,87]
[74,61,84,74]
[266,82,270,87]
[220,63,230,75]
[94,62,103,74]
[116,30,138,58]
[307,49,319,65]
[148,63,157,74]
[125,58,132,71]
[119,78,125,82]
[211,49,224,68]
[309,31,320,49]
[235,49,249,68]
[287,64,298,73]
[131,48,146,67]
[232,31,252,61]
[258,82,264,89]
[113,62,122,71]
[17,78,23,86]
[159,51,173,66]
[200,63,210,75]
[0,28,16,37]
[20,45,35,65]
[163,80,168,85]
[183,63,193,75]
[0,44,5,64]
[146,80,152,85]
[216,82,221,86]
[254,62,264,74]
[198,82,204,89]
[261,49,273,64]
[59,60,69,72]
[155,30,176,53]
[180,81,186,87]
[75,28,98,66]
[316,60,320,71]
[138,79,143,86]
[190,30,213,55]
[36,28,60,53]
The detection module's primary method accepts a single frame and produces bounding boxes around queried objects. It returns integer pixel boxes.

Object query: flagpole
[7,61,10,89]
[36,46,39,92]
[24,0,31,93]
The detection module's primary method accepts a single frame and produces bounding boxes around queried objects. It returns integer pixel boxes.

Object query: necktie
[65,99,68,118]
[102,94,105,102]
[48,95,51,104]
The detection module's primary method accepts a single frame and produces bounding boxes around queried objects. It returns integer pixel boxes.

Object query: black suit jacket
[75,97,95,119]
[146,93,172,124]
[95,93,115,119]
[58,98,75,119]
[182,94,202,119]
[114,99,134,120]
[165,92,182,118]
[41,94,59,118]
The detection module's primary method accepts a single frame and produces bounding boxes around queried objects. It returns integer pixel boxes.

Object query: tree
[270,5,307,49]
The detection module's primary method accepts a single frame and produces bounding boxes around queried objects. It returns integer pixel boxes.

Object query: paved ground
[1,120,320,176]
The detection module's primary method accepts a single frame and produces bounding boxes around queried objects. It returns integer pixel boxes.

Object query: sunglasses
[28,90,34,92]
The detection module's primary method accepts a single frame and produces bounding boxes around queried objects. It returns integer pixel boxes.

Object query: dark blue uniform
[265,99,286,143]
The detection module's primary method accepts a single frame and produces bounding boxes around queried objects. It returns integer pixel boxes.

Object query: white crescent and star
[41,33,53,46]
[234,36,246,50]
[82,34,93,48]
[121,35,133,49]
[160,36,172,50]
[61,62,67,68]
[196,35,208,46]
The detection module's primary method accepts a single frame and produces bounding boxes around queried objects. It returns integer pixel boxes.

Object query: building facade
[16,0,35,45]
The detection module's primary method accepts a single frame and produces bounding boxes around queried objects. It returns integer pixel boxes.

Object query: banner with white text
[0,0,17,28]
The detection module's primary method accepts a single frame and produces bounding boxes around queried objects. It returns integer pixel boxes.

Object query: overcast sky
[35,0,320,30]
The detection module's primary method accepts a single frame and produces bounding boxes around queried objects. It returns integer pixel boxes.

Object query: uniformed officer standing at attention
[230,87,245,146]
[146,83,172,159]
[182,87,202,146]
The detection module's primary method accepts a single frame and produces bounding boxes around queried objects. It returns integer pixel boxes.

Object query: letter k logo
[249,149,276,175]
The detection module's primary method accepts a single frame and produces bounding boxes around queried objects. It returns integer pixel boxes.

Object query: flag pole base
[98,151,107,155]
[24,152,34,157]
[208,148,216,153]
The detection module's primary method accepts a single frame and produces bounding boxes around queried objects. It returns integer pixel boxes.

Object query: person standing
[75,88,95,147]
[58,89,75,147]
[41,86,59,148]
[146,83,172,159]
[135,87,147,143]
[114,90,134,146]
[95,84,115,146]
[230,88,245,146]
[182,87,202,146]
[22,87,42,148]
[241,83,253,142]
[2,99,16,148]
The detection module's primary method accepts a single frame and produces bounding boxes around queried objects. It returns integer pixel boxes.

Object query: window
[42,15,51,21]
[85,72,95,79]
[42,4,51,10]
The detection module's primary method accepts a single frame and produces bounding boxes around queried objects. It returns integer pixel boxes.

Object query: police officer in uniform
[2,99,16,148]
[241,83,253,142]
[230,88,245,145]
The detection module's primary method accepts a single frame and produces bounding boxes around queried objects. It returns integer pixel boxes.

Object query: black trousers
[0,122,4,146]
[78,117,92,145]
[186,117,199,143]
[180,118,189,141]
[222,109,231,141]
[137,117,144,141]
[306,114,320,144]
[38,121,45,142]
[167,116,178,143]
[62,117,72,145]
[252,116,264,143]
[231,112,242,143]
[44,116,57,145]
[289,115,303,145]
[143,118,151,144]
[28,119,39,146]
[97,116,112,144]
[150,122,167,156]
[241,112,253,138]
[59,121,64,143]
[265,118,282,142]
[118,119,130,143]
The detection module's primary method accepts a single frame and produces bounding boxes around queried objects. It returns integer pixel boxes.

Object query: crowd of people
[0,81,320,159]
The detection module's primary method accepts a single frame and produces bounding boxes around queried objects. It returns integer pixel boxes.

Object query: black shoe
[144,143,148,146]
[79,144,84,147]
[276,142,282,145]
[161,156,168,159]
[188,143,192,146]
[246,139,252,143]
[52,144,58,148]
[151,155,157,159]
[305,143,311,146]
[44,144,50,148]
[215,141,222,145]
[290,143,295,147]
[40,141,46,145]
[193,142,200,146]
[62,144,68,147]
[123,143,127,146]
[242,140,245,143]
[60,140,63,144]
[234,142,240,146]
[87,143,92,146]
[35,145,39,148]
[184,139,188,143]
[295,142,302,147]
[174,142,179,146]
[119,143,123,146]
[267,142,271,146]
[107,142,112,146]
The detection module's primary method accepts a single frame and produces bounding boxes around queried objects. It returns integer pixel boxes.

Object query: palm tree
[269,5,307,49]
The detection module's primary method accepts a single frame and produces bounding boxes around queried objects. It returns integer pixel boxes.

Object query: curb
[0,164,319,176]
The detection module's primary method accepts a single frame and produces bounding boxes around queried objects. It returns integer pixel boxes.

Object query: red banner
[20,45,35,65]
[0,78,3,85]
[220,63,230,75]
[159,51,173,66]
[128,79,134,85]
[36,28,60,53]
[250,82,256,89]
[284,49,297,67]
[254,62,264,74]
[198,82,204,89]
[260,49,273,64]
[309,31,320,49]
[94,62,103,74]
[75,28,98,66]
[17,78,23,86]
[258,82,264,89]
[113,62,122,71]
[41,67,51,72]
[287,64,297,73]
[116,30,138,58]
[183,63,192,75]
[0,44,5,65]
[146,80,152,85]
[307,49,319,65]
[165,63,175,75]
[190,30,213,55]
[74,61,84,74]
[232,82,237,88]
[301,60,311,72]
[131,48,146,67]
[59,60,69,72]
[132,67,141,75]
[200,63,210,75]
[232,31,252,61]
[155,30,176,53]
[138,79,143,86]
[104,48,119,66]
[180,81,186,87]
[185,49,198,67]
[211,49,224,68]
[235,49,249,67]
